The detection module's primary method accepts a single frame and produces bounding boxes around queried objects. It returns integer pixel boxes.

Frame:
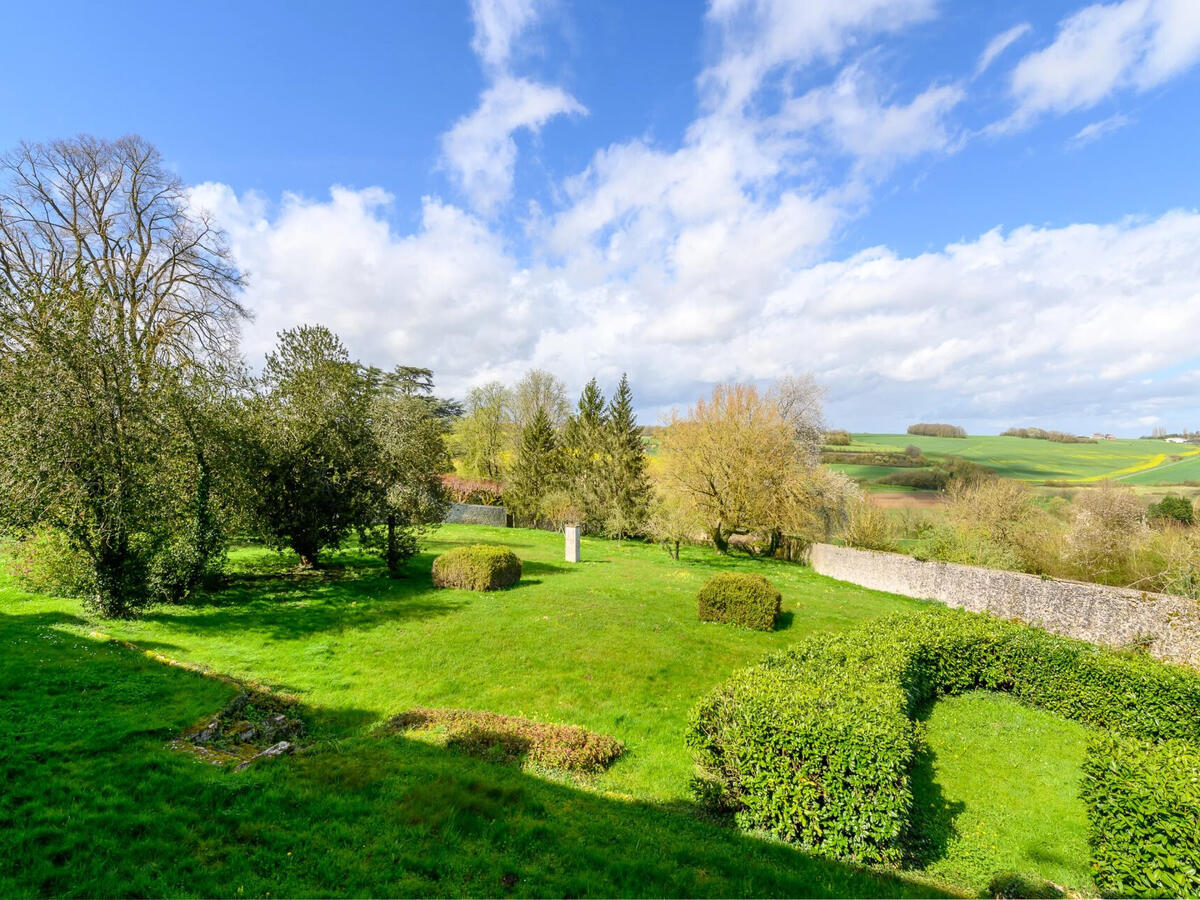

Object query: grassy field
[848,433,1198,483]
[1,524,1099,896]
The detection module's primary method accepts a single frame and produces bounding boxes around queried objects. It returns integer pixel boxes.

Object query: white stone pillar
[565,524,581,562]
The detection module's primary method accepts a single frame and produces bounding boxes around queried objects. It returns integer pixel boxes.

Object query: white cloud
[976,23,1031,76]
[470,0,543,71]
[1069,112,1133,146]
[1000,0,1200,130]
[441,77,584,215]
[440,0,584,214]
[193,172,1200,432]
[778,66,965,171]
[701,0,936,112]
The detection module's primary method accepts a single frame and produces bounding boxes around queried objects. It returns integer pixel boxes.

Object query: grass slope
[1,524,1098,896]
[851,433,1196,483]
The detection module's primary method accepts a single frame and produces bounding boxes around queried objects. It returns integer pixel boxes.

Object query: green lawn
[853,433,1195,483]
[0,524,1101,896]
[910,692,1095,895]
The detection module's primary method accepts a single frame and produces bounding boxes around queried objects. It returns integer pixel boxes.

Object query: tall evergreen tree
[598,373,652,539]
[561,378,607,525]
[506,408,562,526]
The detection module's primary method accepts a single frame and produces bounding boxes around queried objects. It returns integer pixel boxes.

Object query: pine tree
[598,373,652,539]
[562,378,607,525]
[506,408,561,526]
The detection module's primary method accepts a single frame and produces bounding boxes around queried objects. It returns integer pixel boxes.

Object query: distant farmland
[843,434,1200,484]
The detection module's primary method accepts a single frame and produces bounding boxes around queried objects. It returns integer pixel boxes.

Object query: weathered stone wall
[444,503,509,527]
[809,543,1200,667]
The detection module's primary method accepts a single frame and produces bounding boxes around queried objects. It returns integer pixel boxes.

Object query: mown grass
[852,433,1195,483]
[0,523,1100,896]
[909,692,1096,895]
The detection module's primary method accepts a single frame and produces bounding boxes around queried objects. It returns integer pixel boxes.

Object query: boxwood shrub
[431,545,521,591]
[687,606,1200,878]
[697,572,781,631]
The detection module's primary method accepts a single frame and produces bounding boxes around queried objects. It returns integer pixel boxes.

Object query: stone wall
[809,542,1200,667]
[444,503,509,527]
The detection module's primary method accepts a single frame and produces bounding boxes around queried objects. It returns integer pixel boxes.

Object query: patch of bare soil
[868,491,946,509]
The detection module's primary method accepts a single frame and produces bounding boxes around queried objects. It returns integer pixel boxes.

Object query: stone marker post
[565,524,581,562]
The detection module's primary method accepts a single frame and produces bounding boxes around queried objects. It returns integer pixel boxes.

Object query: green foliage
[598,374,652,539]
[876,468,949,490]
[431,544,522,591]
[1002,427,1096,444]
[697,572,781,631]
[390,707,625,773]
[1082,736,1200,898]
[687,607,1200,868]
[907,423,967,438]
[249,325,381,566]
[911,524,1024,569]
[3,526,93,597]
[451,381,512,480]
[505,408,563,525]
[1148,493,1195,525]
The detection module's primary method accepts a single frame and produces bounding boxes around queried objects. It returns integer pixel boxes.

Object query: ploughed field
[842,433,1200,485]
[1,524,1097,896]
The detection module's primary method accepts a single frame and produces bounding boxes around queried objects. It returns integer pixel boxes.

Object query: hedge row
[1082,736,1200,897]
[431,544,521,591]
[686,607,1200,872]
[697,573,781,631]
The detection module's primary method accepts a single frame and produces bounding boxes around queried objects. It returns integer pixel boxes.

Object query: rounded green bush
[431,544,521,591]
[697,572,780,631]
[687,606,1200,884]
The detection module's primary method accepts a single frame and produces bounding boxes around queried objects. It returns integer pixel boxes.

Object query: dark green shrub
[1148,494,1195,525]
[697,572,781,631]
[1082,736,1200,898]
[431,544,521,591]
[876,468,948,490]
[906,423,966,438]
[687,607,1200,867]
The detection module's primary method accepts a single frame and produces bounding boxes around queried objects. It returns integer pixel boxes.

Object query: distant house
[1167,436,1187,444]
[1091,433,1116,440]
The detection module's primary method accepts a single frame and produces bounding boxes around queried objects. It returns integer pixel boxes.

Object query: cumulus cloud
[187,2,1200,434]
[999,0,1200,130]
[441,0,585,214]
[191,172,1200,432]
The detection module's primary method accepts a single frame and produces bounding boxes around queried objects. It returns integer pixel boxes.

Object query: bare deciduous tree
[0,134,245,367]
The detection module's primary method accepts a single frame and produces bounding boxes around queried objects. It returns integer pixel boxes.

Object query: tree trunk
[386,513,399,575]
[672,539,680,560]
[711,524,729,554]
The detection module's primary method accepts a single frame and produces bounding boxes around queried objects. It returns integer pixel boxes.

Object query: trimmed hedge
[697,573,781,631]
[1082,736,1200,897]
[431,544,521,591]
[687,607,1200,873]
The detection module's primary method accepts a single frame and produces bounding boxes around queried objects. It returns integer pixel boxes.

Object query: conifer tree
[562,378,607,525]
[598,373,652,539]
[506,408,562,526]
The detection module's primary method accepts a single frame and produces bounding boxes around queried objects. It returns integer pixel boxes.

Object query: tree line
[0,134,858,618]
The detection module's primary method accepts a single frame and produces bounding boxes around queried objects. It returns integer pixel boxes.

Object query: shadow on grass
[139,552,466,642]
[0,607,952,899]
[904,704,966,869]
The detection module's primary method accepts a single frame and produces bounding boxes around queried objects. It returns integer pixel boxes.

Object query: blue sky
[4,0,1200,433]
